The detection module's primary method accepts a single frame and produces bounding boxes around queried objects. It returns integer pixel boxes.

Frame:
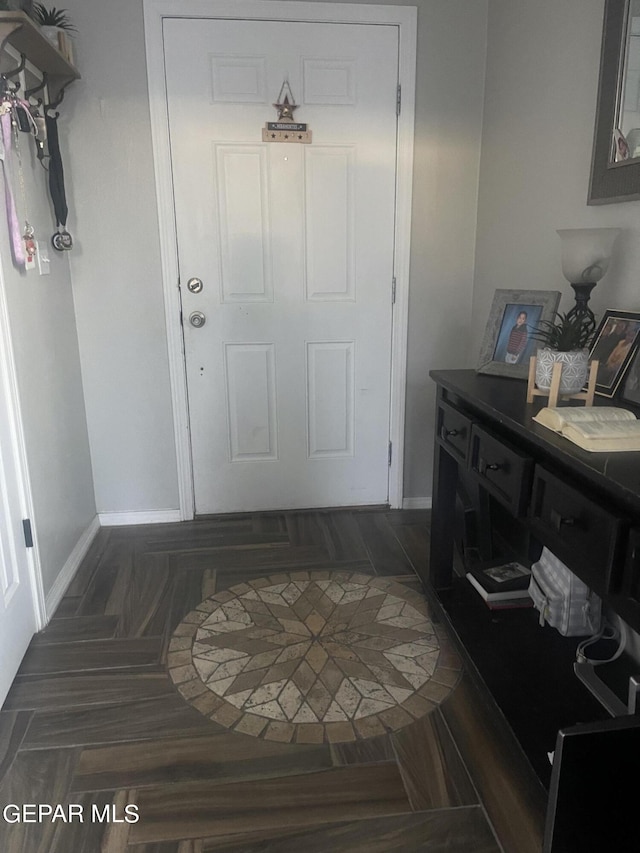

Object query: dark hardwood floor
[0,508,543,852]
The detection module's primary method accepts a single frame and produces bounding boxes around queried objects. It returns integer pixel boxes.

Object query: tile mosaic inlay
[168,572,459,743]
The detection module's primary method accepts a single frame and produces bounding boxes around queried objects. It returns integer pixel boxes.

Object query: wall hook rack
[3,51,25,80]
[25,71,47,104]
[45,79,70,115]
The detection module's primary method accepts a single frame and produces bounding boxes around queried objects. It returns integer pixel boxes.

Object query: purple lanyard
[0,110,25,267]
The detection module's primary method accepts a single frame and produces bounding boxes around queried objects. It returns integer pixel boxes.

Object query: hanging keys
[14,104,31,133]
[51,228,73,251]
[23,222,36,270]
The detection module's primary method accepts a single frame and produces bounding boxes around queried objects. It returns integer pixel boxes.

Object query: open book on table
[533,406,640,452]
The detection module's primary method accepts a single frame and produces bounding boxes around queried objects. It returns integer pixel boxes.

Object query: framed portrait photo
[621,347,640,407]
[477,289,561,379]
[589,310,640,398]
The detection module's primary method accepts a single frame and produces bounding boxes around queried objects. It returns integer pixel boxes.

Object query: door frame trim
[144,0,417,517]
[0,252,46,633]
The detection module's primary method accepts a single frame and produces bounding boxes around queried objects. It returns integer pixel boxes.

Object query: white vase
[40,25,63,47]
[535,347,589,395]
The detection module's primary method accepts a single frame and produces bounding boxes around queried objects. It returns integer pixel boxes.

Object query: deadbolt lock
[187,277,204,294]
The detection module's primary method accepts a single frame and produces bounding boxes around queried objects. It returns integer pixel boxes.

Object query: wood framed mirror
[589,0,640,204]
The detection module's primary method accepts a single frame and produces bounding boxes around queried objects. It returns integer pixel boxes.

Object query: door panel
[0,334,38,705]
[163,18,399,513]
[304,146,355,300]
[216,145,272,302]
[307,341,354,458]
[225,343,278,462]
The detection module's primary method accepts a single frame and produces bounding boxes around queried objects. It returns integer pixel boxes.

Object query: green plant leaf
[530,311,596,352]
[33,3,76,30]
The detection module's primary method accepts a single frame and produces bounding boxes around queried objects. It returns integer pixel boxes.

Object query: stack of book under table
[465,561,533,610]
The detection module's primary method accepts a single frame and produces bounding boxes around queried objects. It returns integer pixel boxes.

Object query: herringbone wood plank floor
[0,509,516,852]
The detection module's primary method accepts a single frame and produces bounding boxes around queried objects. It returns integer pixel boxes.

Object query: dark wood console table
[422,370,640,848]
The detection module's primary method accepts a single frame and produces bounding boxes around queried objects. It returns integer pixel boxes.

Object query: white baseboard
[98,509,183,527]
[45,515,101,621]
[402,497,432,510]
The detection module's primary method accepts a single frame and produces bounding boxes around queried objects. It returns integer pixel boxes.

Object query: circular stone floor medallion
[168,572,461,744]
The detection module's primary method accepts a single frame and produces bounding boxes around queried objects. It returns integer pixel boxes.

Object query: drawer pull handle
[441,426,459,441]
[550,508,575,532]
[479,457,503,475]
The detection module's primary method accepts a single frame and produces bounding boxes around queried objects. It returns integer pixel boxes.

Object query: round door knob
[189,311,206,328]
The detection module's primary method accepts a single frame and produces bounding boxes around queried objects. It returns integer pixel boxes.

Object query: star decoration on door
[262,81,312,143]
[273,80,299,121]
[274,94,298,122]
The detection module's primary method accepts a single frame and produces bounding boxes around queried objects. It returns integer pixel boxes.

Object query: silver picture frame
[588,0,640,204]
[477,289,562,379]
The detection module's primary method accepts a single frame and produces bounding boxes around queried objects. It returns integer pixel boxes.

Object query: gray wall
[473,0,640,360]
[4,0,638,620]
[64,0,179,515]
[0,87,96,597]
[404,0,487,499]
[63,0,488,511]
[49,0,640,521]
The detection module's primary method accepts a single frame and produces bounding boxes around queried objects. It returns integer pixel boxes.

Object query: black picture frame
[588,0,640,204]
[621,346,640,406]
[589,309,640,396]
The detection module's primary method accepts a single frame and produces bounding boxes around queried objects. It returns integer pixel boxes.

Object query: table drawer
[529,466,625,594]
[469,425,533,517]
[436,400,472,464]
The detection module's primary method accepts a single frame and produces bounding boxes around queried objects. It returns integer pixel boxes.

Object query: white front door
[0,306,40,705]
[163,17,399,514]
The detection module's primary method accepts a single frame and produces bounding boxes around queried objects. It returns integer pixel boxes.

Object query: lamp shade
[556,228,621,284]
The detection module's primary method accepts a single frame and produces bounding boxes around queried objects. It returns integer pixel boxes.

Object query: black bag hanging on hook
[45,111,73,251]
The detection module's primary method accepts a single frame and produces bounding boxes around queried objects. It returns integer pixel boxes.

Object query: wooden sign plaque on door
[262,123,312,143]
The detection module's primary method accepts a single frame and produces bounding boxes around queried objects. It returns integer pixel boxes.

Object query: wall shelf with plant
[31,3,75,64]
[0,9,78,88]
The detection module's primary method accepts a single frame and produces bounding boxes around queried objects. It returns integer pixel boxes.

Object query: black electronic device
[543,713,640,852]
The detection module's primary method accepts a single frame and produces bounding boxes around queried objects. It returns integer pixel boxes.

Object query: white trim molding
[143,0,417,515]
[45,515,101,621]
[0,256,46,631]
[98,509,183,527]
